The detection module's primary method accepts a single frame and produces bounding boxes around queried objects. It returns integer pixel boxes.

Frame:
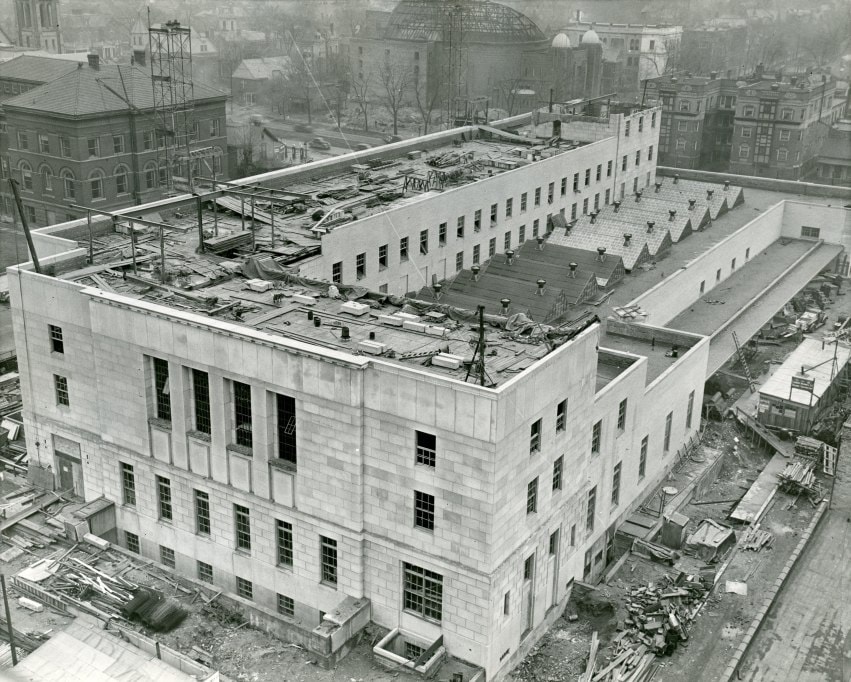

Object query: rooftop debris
[777,459,824,503]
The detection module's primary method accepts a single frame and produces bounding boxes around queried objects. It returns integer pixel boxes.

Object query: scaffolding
[149,18,194,192]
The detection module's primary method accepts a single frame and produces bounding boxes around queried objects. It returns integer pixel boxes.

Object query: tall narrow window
[356,252,366,279]
[664,412,673,452]
[591,420,602,454]
[414,491,435,530]
[234,504,251,551]
[378,244,388,269]
[197,561,213,583]
[520,192,527,211]
[639,436,648,479]
[420,229,429,254]
[54,375,69,406]
[438,222,447,245]
[556,399,567,432]
[276,519,293,566]
[534,187,541,206]
[611,462,621,506]
[403,563,443,622]
[530,419,542,453]
[49,324,64,353]
[526,477,538,514]
[474,209,482,231]
[547,182,554,203]
[156,475,172,520]
[505,197,513,217]
[120,462,136,506]
[456,216,465,238]
[277,393,297,466]
[195,490,211,534]
[233,381,252,448]
[400,236,409,261]
[416,430,436,467]
[488,237,496,257]
[332,261,342,283]
[125,532,140,554]
[686,390,695,429]
[552,455,563,491]
[153,358,171,421]
[586,486,596,532]
[192,369,211,434]
[549,529,559,555]
[320,536,338,585]
[617,399,627,430]
[455,251,463,271]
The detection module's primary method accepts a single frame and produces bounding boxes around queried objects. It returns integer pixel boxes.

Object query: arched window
[143,161,157,189]
[89,169,105,200]
[38,164,53,192]
[60,169,76,200]
[115,165,129,195]
[18,161,32,191]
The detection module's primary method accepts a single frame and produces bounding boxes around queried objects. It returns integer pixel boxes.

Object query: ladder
[732,331,757,393]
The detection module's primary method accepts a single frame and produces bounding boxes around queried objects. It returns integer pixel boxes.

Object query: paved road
[742,432,851,681]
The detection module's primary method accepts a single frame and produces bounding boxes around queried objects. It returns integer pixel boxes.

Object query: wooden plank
[581,631,599,682]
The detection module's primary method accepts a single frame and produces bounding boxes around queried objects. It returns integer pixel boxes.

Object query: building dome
[581,28,601,45]
[384,0,546,44]
[552,32,571,49]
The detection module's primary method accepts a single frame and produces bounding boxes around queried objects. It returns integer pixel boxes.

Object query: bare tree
[287,54,319,124]
[377,60,413,135]
[349,71,372,131]
[495,77,526,117]
[412,73,443,135]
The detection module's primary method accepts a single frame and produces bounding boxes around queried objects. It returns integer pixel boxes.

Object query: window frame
[414,490,435,531]
[320,536,338,585]
[403,562,443,623]
[526,477,538,514]
[195,489,211,535]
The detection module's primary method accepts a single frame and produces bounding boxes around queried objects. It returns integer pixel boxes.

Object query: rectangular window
[607,160,612,178]
[611,462,621,507]
[617,398,627,431]
[625,120,631,136]
[530,419,541,453]
[534,187,541,206]
[143,130,154,150]
[197,561,213,583]
[571,204,577,220]
[648,145,654,160]
[635,150,641,166]
[503,592,510,615]
[125,531,140,554]
[152,358,171,421]
[48,324,64,353]
[87,137,99,157]
[233,381,252,448]
[455,251,463,271]
[38,133,49,153]
[160,545,176,568]
[664,412,673,452]
[403,562,443,622]
[234,504,251,551]
[415,430,436,467]
[472,244,480,264]
[17,131,28,150]
[639,436,648,479]
[489,237,496,257]
[456,216,465,238]
[605,189,610,204]
[651,111,656,127]
[596,164,602,182]
[746,248,751,260]
[547,182,554,203]
[378,244,388,269]
[519,224,525,243]
[549,529,559,555]
[277,594,295,617]
[191,369,211,434]
[801,226,820,239]
[556,399,567,432]
[520,192,527,211]
[552,455,563,491]
[60,136,71,157]
[573,173,579,191]
[591,420,602,454]
[524,554,534,580]
[331,260,342,282]
[120,462,136,506]
[320,536,338,585]
[276,393,297,466]
[419,229,429,255]
[236,576,253,600]
[276,519,294,566]
[504,231,511,251]
[112,134,125,154]
[584,168,590,186]
[355,252,366,280]
[716,268,722,282]
[586,486,596,532]
[560,177,567,196]
[583,198,588,214]
[533,219,539,237]
[526,477,538,514]
[194,489,211,534]
[157,475,172,520]
[779,129,790,142]
[438,222,447,245]
[474,209,482,231]
[414,490,435,530]
[505,197,513,217]
[210,118,221,137]
[400,236,409,261]
[686,390,695,429]
[54,374,69,406]
[490,202,498,224]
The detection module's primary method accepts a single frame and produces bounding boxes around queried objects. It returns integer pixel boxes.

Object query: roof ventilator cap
[635,190,642,202]
[688,199,696,210]
[537,236,545,249]
[506,249,515,265]
[590,211,597,224]
[433,282,442,300]
[501,298,511,314]
[724,181,730,190]
[674,174,680,184]
[597,247,606,262]
[669,209,677,220]
[624,233,632,246]
[536,279,546,295]
[341,326,350,340]
[655,181,662,193]
[471,265,480,282]
[707,189,714,200]
[647,221,655,233]
[569,262,577,277]
[613,201,621,213]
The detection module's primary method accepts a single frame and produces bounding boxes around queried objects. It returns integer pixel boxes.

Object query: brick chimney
[87,53,100,70]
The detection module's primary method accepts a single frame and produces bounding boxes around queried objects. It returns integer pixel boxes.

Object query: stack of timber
[739,526,773,552]
[777,460,822,501]
[203,230,252,253]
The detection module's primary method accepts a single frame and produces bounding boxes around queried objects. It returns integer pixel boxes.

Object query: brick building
[0,53,228,227]
[14,0,61,52]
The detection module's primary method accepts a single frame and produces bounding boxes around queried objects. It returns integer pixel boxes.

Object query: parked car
[309,137,331,150]
[294,122,314,133]
[382,134,403,144]
[353,143,371,151]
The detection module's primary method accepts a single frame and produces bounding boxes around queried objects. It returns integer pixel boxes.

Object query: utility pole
[9,179,41,274]
[1,574,17,665]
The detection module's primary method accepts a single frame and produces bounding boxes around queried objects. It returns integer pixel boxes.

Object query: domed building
[349,0,552,124]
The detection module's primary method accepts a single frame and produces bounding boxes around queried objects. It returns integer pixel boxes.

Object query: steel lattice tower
[149,18,194,192]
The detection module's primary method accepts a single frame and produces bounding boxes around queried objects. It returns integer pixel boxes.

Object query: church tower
[15,0,62,53]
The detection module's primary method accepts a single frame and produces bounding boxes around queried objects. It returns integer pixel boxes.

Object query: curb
[718,499,829,682]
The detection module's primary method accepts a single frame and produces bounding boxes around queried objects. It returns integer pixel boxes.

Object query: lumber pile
[203,230,253,253]
[778,460,822,503]
[631,539,677,565]
[739,526,773,552]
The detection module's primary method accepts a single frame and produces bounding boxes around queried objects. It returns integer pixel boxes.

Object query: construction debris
[739,526,774,552]
[685,520,736,561]
[777,459,823,503]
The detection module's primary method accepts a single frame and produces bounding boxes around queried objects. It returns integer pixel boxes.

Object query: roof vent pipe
[501,298,511,314]
[536,279,546,295]
[314,316,321,327]
[674,174,679,184]
[688,199,696,210]
[597,247,606,262]
[471,265,480,282]
[341,326,350,340]
[307,310,314,320]
[506,249,515,265]
[87,53,100,70]
[624,234,632,246]
[569,262,577,277]
[707,189,714,200]
[590,212,597,224]
[710,71,718,80]
[724,180,730,191]
[635,190,642,202]
[669,209,677,221]
[433,282,442,299]
[655,181,662,193]
[647,221,655,233]
[369,331,376,340]
[613,201,621,213]
[537,236,545,249]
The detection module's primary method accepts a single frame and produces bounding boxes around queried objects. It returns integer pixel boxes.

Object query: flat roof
[760,337,851,405]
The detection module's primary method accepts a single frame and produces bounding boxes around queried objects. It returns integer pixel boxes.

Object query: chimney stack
[688,199,696,210]
[623,233,632,246]
[707,189,714,200]
[471,265,480,282]
[668,209,677,221]
[646,221,654,233]
[710,71,718,80]
[87,53,100,71]
[501,298,511,314]
[536,279,546,295]
[506,249,515,265]
[569,262,577,277]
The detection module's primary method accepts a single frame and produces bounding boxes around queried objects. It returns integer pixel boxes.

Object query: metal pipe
[196,196,204,253]
[87,210,94,264]
[212,180,218,235]
[130,223,137,274]
[160,226,165,284]
[8,178,41,274]
[1,574,17,666]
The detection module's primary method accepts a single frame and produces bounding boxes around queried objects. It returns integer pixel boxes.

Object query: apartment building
[0,53,228,227]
